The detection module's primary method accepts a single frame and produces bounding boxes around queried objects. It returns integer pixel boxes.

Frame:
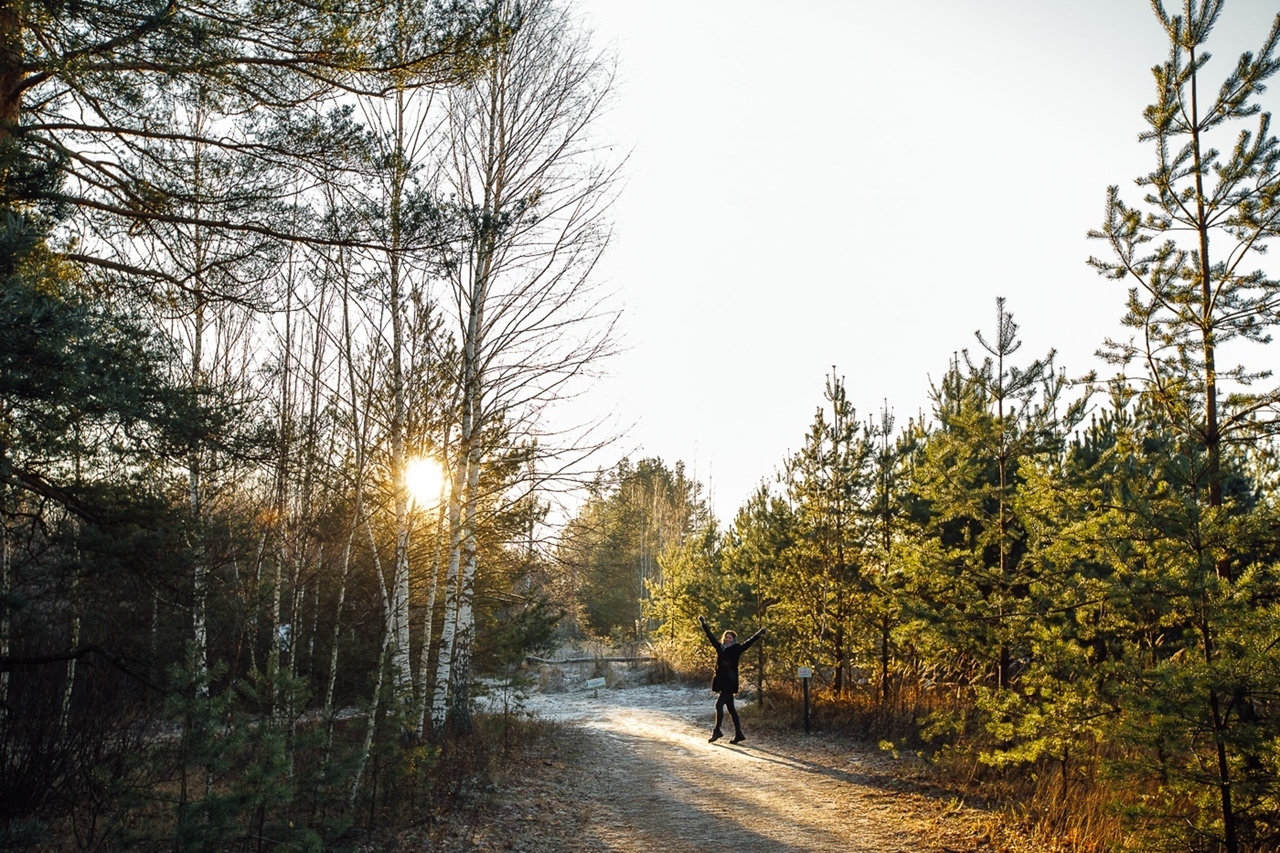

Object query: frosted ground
[456,672,1036,852]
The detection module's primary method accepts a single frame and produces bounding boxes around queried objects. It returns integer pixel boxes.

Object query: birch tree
[431,0,619,735]
[360,78,430,707]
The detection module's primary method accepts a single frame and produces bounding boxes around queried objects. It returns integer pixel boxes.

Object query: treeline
[1,0,616,848]
[562,4,1280,851]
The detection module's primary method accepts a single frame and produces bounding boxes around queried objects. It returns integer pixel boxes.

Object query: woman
[698,615,765,744]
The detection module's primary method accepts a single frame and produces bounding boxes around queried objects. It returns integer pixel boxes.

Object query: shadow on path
[570,707,942,852]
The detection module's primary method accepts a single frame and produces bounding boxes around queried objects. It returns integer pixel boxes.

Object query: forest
[1,0,1280,851]
[1,0,616,847]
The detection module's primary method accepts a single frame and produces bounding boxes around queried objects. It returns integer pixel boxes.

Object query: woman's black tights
[715,691,741,736]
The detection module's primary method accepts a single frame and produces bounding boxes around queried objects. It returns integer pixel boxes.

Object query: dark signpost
[797,666,812,735]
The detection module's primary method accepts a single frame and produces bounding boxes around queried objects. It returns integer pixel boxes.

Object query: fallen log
[525,655,655,665]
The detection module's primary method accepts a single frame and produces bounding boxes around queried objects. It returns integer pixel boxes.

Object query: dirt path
[421,684,1019,852]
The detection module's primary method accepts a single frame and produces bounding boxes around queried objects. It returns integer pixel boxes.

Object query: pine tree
[1089,0,1280,570]
[1088,4,1280,848]
[721,485,794,705]
[0,0,487,282]
[780,370,874,697]
[1054,384,1280,849]
[908,299,1081,691]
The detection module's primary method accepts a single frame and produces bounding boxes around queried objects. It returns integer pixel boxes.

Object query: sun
[405,456,446,508]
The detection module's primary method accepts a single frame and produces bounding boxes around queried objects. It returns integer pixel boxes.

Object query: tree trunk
[450,434,483,732]
[386,89,415,704]
[324,518,357,757]
[0,484,9,714]
[1189,45,1235,852]
[350,608,390,809]
[416,497,448,738]
[350,515,393,808]
[430,465,465,735]
[832,621,845,697]
[269,285,293,714]
[880,613,891,705]
[60,543,79,727]
[190,291,208,687]
[0,0,22,140]
[328,251,368,758]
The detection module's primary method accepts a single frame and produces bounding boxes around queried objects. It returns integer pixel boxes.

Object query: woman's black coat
[700,621,762,695]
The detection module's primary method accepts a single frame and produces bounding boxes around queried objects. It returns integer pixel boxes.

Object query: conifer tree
[1088,4,1280,848]
[780,370,874,697]
[561,457,709,642]
[1089,0,1280,562]
[720,485,794,705]
[864,404,913,713]
[1029,382,1280,849]
[0,0,487,283]
[908,299,1080,690]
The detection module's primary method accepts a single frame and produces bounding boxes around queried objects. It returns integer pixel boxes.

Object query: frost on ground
[404,679,1043,853]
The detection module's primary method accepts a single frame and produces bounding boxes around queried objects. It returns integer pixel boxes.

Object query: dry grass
[718,675,1137,853]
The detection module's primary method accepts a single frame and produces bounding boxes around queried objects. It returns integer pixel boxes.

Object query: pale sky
[567,0,1280,522]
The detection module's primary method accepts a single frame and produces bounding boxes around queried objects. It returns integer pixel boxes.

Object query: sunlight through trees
[4,1,1280,851]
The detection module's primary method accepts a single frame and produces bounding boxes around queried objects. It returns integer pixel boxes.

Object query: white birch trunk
[324,513,359,761]
[430,463,466,734]
[60,551,79,726]
[294,264,329,695]
[385,87,415,704]
[415,495,448,738]
[449,433,483,730]
[186,101,211,689]
[60,436,83,725]
[433,220,486,733]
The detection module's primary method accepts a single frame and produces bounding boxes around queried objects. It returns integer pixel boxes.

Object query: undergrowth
[1,706,564,852]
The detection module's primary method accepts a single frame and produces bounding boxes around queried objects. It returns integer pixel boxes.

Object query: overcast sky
[563,0,1280,521]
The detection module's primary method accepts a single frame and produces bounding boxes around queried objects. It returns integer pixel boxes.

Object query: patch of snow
[480,681,711,723]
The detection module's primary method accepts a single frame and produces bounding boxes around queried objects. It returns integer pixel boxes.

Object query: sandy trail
[476,684,990,852]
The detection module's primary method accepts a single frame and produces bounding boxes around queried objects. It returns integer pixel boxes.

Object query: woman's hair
[722,630,737,643]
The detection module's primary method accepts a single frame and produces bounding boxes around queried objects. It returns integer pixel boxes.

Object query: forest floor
[395,682,1050,853]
